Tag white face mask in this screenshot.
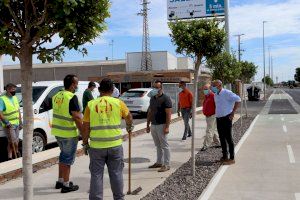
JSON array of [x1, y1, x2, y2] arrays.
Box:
[[179, 88, 183, 92]]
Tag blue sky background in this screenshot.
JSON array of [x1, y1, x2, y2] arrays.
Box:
[[3, 0, 300, 82]]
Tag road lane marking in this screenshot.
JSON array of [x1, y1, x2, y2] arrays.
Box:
[[269, 117, 273, 120], [199, 115, 260, 200], [281, 117, 285, 122], [283, 125, 288, 133], [287, 145, 296, 164], [295, 193, 300, 200]]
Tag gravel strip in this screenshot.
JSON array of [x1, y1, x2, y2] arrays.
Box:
[[141, 115, 256, 200]]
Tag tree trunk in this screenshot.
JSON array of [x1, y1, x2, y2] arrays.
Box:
[[19, 45, 34, 200], [191, 56, 201, 177]]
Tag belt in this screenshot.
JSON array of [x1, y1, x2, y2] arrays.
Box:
[[181, 107, 191, 109]]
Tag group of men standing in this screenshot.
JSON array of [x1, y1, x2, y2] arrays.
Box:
[[178, 80, 241, 165]]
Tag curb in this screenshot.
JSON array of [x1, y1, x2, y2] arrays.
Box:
[[0, 108, 203, 184]]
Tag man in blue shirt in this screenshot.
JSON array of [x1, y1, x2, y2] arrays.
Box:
[[211, 80, 241, 165]]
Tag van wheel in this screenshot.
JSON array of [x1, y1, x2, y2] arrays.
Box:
[[32, 131, 46, 153]]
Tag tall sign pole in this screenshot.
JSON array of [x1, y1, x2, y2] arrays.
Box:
[[0, 55, 4, 93], [263, 21, 267, 100], [225, 0, 230, 52]]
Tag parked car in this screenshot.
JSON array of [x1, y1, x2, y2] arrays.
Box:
[[16, 81, 99, 153], [120, 88, 153, 115]]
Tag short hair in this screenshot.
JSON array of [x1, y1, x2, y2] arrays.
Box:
[[88, 82, 96, 88], [64, 74, 77, 89], [5, 83, 17, 90], [179, 81, 186, 86], [99, 78, 114, 93], [213, 80, 223, 86]]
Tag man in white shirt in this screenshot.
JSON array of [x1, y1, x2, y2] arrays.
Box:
[[211, 80, 241, 165]]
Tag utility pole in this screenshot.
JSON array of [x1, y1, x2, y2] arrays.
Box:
[[271, 56, 274, 81], [138, 0, 152, 71], [268, 46, 271, 77], [263, 21, 267, 100], [224, 0, 230, 52], [109, 39, 114, 62], [234, 34, 245, 61]]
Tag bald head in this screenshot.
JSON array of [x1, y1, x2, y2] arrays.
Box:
[[212, 80, 222, 87]]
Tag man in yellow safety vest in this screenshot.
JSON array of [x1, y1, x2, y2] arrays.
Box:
[[0, 83, 22, 160], [51, 74, 83, 193], [82, 78, 133, 200]]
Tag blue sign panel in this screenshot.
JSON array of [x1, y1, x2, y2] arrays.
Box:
[[206, 0, 225, 16]]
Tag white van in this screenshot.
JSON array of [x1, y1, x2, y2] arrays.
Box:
[[16, 81, 99, 153]]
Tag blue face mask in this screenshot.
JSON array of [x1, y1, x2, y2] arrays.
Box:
[[203, 89, 209, 95], [150, 89, 159, 97], [211, 87, 219, 94], [178, 87, 183, 93]]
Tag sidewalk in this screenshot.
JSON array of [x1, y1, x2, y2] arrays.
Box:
[[0, 114, 213, 200], [199, 90, 300, 200]]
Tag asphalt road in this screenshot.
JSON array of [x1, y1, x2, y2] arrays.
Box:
[[284, 88, 300, 106]]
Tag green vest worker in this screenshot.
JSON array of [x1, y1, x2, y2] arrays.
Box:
[[52, 74, 83, 194], [0, 83, 22, 160], [82, 78, 133, 200]]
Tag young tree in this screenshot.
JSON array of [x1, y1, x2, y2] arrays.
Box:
[[207, 52, 241, 84], [240, 61, 258, 84], [0, 1, 110, 199], [262, 76, 274, 86], [294, 67, 300, 82], [169, 19, 226, 176]]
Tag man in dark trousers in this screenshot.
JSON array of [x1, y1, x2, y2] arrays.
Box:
[[178, 81, 193, 141], [211, 80, 241, 165], [0, 126, 8, 162]]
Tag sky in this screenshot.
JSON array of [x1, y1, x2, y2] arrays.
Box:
[[2, 0, 300, 82]]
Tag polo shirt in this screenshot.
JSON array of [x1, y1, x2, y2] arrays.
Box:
[[179, 89, 193, 109]]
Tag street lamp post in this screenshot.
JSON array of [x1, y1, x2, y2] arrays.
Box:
[[0, 55, 4, 93], [224, 0, 230, 52], [263, 21, 267, 100]]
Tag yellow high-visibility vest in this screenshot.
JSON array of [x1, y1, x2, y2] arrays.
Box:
[[88, 96, 122, 149], [0, 95, 20, 127], [51, 91, 78, 138]]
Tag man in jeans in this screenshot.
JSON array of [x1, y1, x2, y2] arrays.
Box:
[[177, 81, 193, 140], [211, 80, 241, 165], [51, 74, 83, 193], [147, 80, 172, 172], [82, 78, 133, 200], [201, 84, 220, 151]]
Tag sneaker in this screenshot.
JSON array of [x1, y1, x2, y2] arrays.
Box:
[[182, 137, 187, 141], [158, 165, 170, 172], [223, 159, 235, 165], [148, 163, 163, 169], [61, 182, 79, 193], [201, 147, 207, 151], [187, 134, 192, 137], [55, 181, 64, 189]]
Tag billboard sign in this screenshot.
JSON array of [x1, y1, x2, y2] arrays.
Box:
[[167, 0, 225, 20]]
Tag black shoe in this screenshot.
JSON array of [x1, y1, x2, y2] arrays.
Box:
[[201, 147, 207, 151], [148, 163, 163, 168], [61, 182, 79, 193], [187, 134, 192, 137], [55, 181, 63, 189], [214, 145, 222, 148], [182, 137, 187, 140]]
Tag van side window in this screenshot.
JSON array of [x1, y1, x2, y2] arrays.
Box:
[[40, 86, 64, 113]]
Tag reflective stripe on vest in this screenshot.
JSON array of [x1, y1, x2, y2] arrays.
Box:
[[89, 96, 123, 149], [51, 91, 78, 138], [0, 95, 20, 127]]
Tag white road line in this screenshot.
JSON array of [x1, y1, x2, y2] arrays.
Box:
[[287, 145, 296, 164], [283, 125, 288, 133], [198, 115, 260, 200], [281, 117, 285, 122], [269, 117, 273, 120], [295, 193, 300, 200]]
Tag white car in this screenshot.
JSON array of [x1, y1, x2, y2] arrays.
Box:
[[16, 81, 99, 153], [120, 88, 153, 115]]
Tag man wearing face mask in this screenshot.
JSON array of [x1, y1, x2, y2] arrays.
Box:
[[177, 81, 193, 140], [201, 84, 220, 151], [51, 74, 83, 193], [0, 83, 22, 160], [147, 80, 172, 172], [211, 80, 241, 165]]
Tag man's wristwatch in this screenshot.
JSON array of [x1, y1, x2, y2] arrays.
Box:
[[126, 124, 134, 132]]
